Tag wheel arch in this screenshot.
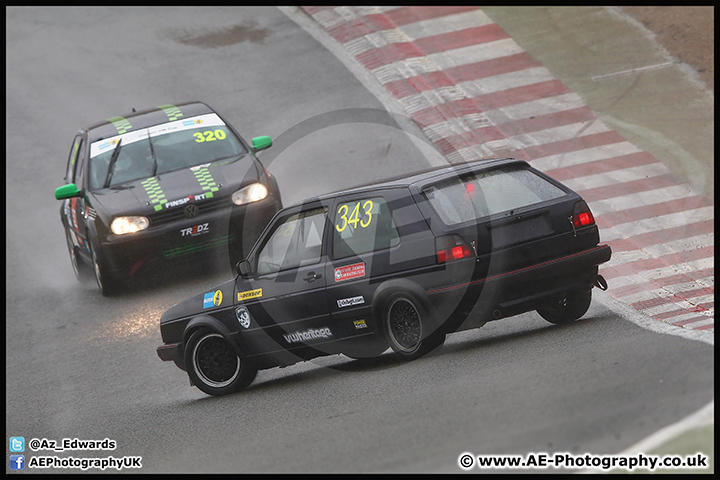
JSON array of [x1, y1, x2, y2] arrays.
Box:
[[184, 315, 243, 358], [371, 278, 431, 320]]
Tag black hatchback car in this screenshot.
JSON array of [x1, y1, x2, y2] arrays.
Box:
[[55, 101, 282, 295], [157, 158, 611, 396]]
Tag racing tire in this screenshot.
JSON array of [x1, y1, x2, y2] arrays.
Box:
[[65, 230, 92, 282], [383, 293, 445, 361], [537, 288, 592, 325], [185, 328, 257, 396], [90, 241, 121, 296]]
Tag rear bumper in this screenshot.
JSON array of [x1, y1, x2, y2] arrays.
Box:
[[427, 244, 611, 295], [427, 244, 612, 325]]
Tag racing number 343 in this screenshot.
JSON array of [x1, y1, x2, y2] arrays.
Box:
[[336, 200, 373, 233]]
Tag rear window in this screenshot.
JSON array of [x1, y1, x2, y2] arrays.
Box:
[[423, 165, 566, 225]]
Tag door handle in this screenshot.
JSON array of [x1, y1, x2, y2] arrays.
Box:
[[304, 272, 322, 282]]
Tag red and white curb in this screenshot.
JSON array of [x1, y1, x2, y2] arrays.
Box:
[[299, 6, 714, 332]]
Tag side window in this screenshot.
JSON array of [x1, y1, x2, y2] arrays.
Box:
[[256, 207, 327, 275], [332, 196, 399, 259], [64, 136, 83, 183]]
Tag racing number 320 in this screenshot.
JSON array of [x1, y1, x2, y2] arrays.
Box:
[[336, 200, 373, 233], [193, 130, 227, 143]]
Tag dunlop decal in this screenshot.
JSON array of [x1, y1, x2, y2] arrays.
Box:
[[238, 288, 262, 302]]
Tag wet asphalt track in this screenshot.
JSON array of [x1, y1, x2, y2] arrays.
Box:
[[5, 7, 713, 473]]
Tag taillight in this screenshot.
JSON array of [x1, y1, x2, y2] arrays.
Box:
[[571, 200, 595, 232], [436, 235, 473, 263]]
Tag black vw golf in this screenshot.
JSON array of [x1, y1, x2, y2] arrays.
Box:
[[55, 101, 282, 295], [157, 158, 611, 396]]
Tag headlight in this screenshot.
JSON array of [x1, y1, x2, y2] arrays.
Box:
[[232, 183, 268, 206], [111, 216, 149, 235]]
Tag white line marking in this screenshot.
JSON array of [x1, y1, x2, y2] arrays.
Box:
[[591, 61, 676, 81]]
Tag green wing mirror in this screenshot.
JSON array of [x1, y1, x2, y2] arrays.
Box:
[[251, 136, 272, 152], [55, 183, 81, 200]]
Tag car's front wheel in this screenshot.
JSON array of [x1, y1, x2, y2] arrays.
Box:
[[184, 328, 257, 396], [90, 241, 120, 296], [384, 294, 444, 361], [537, 288, 592, 324], [65, 230, 91, 281]]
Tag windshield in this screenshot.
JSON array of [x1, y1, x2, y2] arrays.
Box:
[[87, 113, 247, 190]]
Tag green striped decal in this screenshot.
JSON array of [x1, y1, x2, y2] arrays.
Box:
[[141, 177, 167, 211], [158, 104, 183, 122], [107, 116, 132, 134], [191, 166, 219, 198], [163, 235, 235, 259]]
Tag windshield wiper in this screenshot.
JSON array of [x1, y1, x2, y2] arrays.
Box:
[[103, 137, 123, 188], [147, 129, 158, 177]]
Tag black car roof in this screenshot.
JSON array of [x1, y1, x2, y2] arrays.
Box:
[[84, 101, 216, 143], [285, 157, 526, 209], [317, 157, 523, 200]]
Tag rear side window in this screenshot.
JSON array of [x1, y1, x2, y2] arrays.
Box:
[[333, 196, 400, 259], [423, 165, 566, 225]]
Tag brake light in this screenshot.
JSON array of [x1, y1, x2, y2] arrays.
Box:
[[573, 211, 594, 227], [436, 235, 473, 263], [571, 201, 595, 228]]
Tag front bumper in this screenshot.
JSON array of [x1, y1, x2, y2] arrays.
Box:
[[157, 342, 182, 362], [98, 195, 281, 277]]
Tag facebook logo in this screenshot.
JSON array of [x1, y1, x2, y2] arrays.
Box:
[[10, 436, 25, 452], [9, 455, 25, 470]]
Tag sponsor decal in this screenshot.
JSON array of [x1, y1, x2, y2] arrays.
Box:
[[181, 223, 209, 237], [183, 118, 205, 127], [353, 319, 368, 330], [190, 163, 211, 171], [203, 289, 223, 309], [90, 113, 226, 159], [164, 192, 211, 210], [334, 262, 365, 282], [337, 296, 364, 308], [282, 327, 333, 344], [235, 306, 251, 329], [238, 288, 262, 302]]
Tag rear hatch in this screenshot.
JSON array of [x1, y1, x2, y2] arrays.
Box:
[[412, 160, 600, 280]]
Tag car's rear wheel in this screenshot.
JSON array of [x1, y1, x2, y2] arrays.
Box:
[[537, 288, 592, 324], [384, 294, 444, 361], [185, 328, 257, 396]]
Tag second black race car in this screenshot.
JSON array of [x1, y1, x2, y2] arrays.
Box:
[[157, 158, 611, 396], [55, 101, 282, 295]]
